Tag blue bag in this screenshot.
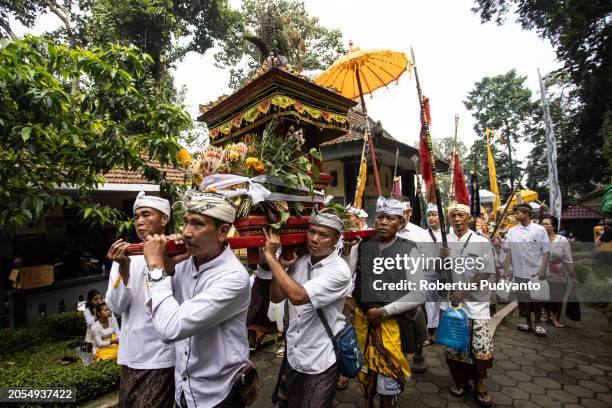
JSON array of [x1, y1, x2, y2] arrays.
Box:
[[436, 302, 470, 352], [316, 309, 363, 378]]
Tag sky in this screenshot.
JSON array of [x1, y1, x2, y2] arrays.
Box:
[[11, 0, 560, 163], [178, 0, 560, 163]]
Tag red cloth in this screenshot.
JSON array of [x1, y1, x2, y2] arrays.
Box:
[[419, 98, 433, 200], [453, 154, 470, 205]]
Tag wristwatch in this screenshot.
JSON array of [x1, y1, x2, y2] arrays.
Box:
[[380, 307, 389, 320], [147, 267, 167, 282]]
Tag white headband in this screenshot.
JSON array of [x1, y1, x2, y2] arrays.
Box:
[[376, 196, 404, 217], [427, 203, 438, 214], [309, 212, 344, 234], [133, 192, 171, 217]]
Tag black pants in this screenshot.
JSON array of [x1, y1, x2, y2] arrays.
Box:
[[179, 387, 243, 408]]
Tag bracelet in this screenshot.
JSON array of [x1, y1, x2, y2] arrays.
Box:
[[380, 307, 388, 320]]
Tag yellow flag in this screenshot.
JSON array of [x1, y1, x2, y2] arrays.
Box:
[[356, 161, 367, 209], [486, 128, 502, 216]]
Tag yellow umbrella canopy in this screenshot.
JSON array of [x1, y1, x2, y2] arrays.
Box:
[[314, 42, 411, 99], [507, 189, 539, 208]]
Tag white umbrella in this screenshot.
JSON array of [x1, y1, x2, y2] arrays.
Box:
[[479, 189, 496, 203]]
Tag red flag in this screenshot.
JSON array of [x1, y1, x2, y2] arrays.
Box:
[[419, 97, 433, 201], [453, 153, 470, 205]]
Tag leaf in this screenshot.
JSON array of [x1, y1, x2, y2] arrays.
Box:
[[310, 148, 322, 160], [269, 210, 290, 230], [21, 127, 32, 142]]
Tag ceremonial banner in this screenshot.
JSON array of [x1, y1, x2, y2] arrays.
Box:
[[486, 128, 502, 216], [419, 98, 433, 201], [453, 154, 470, 205], [355, 161, 367, 208], [470, 172, 481, 217], [538, 69, 562, 227]]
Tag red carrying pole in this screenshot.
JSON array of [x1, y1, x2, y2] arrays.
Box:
[[355, 67, 382, 197]]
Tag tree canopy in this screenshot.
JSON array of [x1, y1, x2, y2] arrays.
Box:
[[463, 69, 537, 196], [471, 0, 611, 196], [214, 0, 345, 89], [0, 37, 191, 228]]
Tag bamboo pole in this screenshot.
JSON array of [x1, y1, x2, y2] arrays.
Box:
[[355, 67, 383, 197], [411, 47, 447, 247]]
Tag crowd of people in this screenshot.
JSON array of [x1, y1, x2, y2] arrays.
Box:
[[76, 190, 581, 408]]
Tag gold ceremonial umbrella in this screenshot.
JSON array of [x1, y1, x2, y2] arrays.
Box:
[[315, 42, 411, 202]]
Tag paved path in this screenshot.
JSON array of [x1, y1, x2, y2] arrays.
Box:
[[251, 304, 612, 408]]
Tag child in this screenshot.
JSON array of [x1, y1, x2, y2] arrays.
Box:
[[84, 289, 103, 343], [91, 302, 120, 361]]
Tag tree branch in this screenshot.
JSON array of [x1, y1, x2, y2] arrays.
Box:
[[0, 20, 19, 40], [44, 0, 71, 32]]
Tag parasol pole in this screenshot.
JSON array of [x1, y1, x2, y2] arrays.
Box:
[[353, 123, 369, 208], [491, 168, 528, 237], [355, 67, 383, 197], [449, 114, 459, 201], [390, 147, 400, 195], [411, 47, 447, 247]]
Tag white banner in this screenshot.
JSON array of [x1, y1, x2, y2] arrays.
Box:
[[538, 69, 562, 227]]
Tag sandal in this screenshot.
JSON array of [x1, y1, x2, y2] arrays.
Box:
[[275, 346, 285, 358], [337, 376, 349, 390], [552, 321, 565, 328], [474, 390, 493, 407], [535, 325, 547, 337], [517, 323, 532, 332], [449, 384, 471, 397]]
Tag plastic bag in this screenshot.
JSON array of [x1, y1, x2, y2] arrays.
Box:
[[496, 278, 512, 301], [529, 277, 550, 301], [267, 300, 285, 332], [436, 302, 470, 352]]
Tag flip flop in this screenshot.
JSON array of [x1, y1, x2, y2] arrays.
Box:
[[337, 376, 349, 390], [535, 325, 547, 337], [449, 384, 471, 397], [517, 323, 532, 332], [552, 321, 565, 328], [474, 390, 493, 407]]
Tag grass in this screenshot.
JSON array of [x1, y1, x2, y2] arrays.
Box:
[[0, 340, 121, 407]]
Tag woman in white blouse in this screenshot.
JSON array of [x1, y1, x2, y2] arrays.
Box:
[[542, 216, 577, 328], [83, 289, 103, 343], [91, 302, 120, 360]]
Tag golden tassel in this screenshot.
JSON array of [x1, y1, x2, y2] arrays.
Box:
[[356, 161, 367, 209]]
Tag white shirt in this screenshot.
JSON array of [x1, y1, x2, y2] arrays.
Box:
[[428, 227, 443, 243], [341, 243, 359, 294], [447, 229, 496, 320], [105, 256, 176, 369], [380, 238, 426, 316], [546, 235, 573, 283], [83, 308, 95, 343], [148, 246, 251, 408], [91, 318, 120, 354], [398, 222, 430, 243], [286, 250, 351, 374], [503, 222, 551, 279], [399, 221, 438, 280]]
